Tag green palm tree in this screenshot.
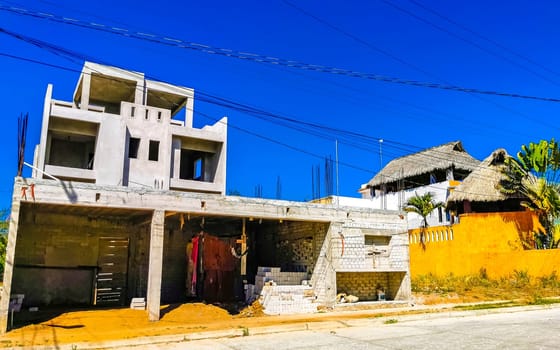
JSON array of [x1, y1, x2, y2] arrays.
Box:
[[501, 139, 560, 248], [403, 192, 445, 246], [518, 175, 560, 248]]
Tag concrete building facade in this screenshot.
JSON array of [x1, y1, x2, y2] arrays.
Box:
[[34, 61, 227, 194], [1, 62, 411, 333]]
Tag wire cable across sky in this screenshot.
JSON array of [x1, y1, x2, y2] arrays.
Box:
[[2, 3, 560, 103]]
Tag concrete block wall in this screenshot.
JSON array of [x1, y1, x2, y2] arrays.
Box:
[[254, 267, 308, 296], [386, 232, 409, 271], [274, 221, 329, 273], [12, 210, 139, 306], [15, 211, 130, 268], [336, 271, 407, 301], [330, 228, 367, 271], [310, 222, 338, 306], [260, 284, 318, 315], [160, 226, 191, 303], [127, 224, 150, 300], [331, 229, 410, 272], [310, 220, 411, 305]]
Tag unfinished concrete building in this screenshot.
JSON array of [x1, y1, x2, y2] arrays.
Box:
[[1, 62, 411, 333]]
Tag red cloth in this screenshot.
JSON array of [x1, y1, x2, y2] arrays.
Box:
[[191, 236, 199, 293], [202, 234, 236, 272]]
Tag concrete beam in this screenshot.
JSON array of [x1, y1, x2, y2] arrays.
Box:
[[12, 178, 407, 231], [146, 210, 164, 321]]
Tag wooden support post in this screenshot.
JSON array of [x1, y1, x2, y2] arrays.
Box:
[[236, 218, 247, 276]]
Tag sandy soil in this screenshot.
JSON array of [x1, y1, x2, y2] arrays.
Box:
[[1, 303, 249, 348], [1, 300, 415, 348]]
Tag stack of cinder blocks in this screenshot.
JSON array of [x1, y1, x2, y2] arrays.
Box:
[[130, 297, 146, 310], [254, 266, 317, 315]]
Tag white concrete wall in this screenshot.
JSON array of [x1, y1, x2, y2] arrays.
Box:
[[34, 69, 227, 194], [121, 102, 172, 189], [326, 182, 452, 229], [95, 114, 126, 186]]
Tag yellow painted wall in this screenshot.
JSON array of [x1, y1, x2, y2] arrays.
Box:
[[409, 211, 560, 278]]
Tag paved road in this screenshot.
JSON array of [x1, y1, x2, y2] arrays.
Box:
[[135, 307, 560, 349]]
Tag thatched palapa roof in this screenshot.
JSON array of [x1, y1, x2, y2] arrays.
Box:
[[447, 148, 521, 203], [366, 141, 480, 187]]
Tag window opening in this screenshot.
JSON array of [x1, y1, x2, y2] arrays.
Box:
[[194, 158, 203, 180], [145, 109, 150, 120], [131, 106, 135, 117], [149, 140, 159, 161], [128, 137, 140, 159]]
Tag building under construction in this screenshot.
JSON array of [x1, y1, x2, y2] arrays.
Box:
[[1, 62, 411, 333]]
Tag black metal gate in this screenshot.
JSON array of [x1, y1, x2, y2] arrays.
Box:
[[94, 237, 129, 306]]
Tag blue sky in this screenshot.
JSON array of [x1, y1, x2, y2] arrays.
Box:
[[1, 0, 560, 209]]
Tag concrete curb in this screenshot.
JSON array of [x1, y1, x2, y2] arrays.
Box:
[[11, 303, 560, 350]]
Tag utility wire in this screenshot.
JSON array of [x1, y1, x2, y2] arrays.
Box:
[[406, 0, 560, 79], [0, 23, 526, 181], [0, 24, 529, 194], [380, 0, 560, 87], [281, 0, 559, 133], [0, 48, 509, 199], [281, 0, 439, 80], [2, 4, 560, 103]]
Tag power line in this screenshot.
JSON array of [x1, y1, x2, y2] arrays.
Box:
[[380, 0, 560, 87], [281, 0, 439, 81], [0, 28, 528, 198], [281, 0, 560, 133], [0, 39, 518, 189], [406, 0, 560, 79], [2, 4, 560, 103], [0, 48, 504, 197]]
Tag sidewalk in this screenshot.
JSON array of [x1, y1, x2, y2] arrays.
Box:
[[4, 300, 560, 350]]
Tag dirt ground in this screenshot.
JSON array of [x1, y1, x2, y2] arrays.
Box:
[[1, 288, 556, 348], [1, 299, 413, 348]]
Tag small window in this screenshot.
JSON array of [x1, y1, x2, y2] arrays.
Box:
[[149, 140, 159, 161], [130, 106, 136, 117], [157, 111, 162, 121], [438, 207, 443, 223], [429, 173, 437, 184], [194, 157, 203, 180], [145, 109, 150, 120], [128, 137, 140, 159]]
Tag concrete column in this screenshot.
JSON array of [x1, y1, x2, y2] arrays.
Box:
[[136, 79, 146, 105], [0, 187, 22, 333], [172, 139, 182, 179], [146, 210, 165, 321], [185, 97, 194, 128], [36, 84, 53, 175], [80, 72, 91, 110]]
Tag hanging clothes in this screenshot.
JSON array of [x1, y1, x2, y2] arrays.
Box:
[[190, 235, 200, 297], [200, 232, 238, 302], [203, 234, 236, 272], [186, 240, 194, 297]]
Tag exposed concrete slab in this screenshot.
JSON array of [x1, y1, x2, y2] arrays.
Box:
[[11, 178, 405, 227]]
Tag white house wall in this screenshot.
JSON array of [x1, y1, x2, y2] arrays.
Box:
[[355, 182, 452, 229]]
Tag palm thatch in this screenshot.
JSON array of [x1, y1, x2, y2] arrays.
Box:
[[447, 148, 524, 204], [366, 141, 479, 187]]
